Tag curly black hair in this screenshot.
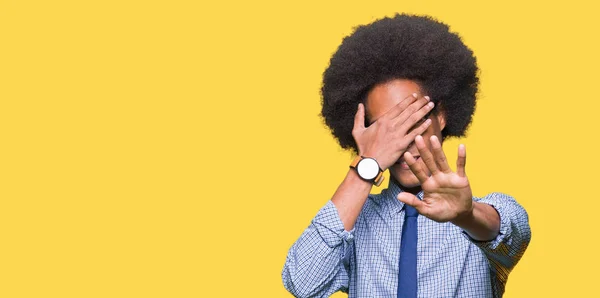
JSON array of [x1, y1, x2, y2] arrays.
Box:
[[321, 14, 479, 154]]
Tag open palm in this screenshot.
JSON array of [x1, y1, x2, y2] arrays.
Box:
[[397, 135, 473, 223]]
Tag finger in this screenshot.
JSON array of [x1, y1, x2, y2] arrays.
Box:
[[353, 103, 365, 130], [457, 144, 467, 177], [415, 135, 440, 175], [430, 135, 451, 173], [403, 151, 429, 183], [404, 118, 432, 141], [392, 95, 431, 126], [397, 192, 425, 213], [380, 93, 421, 121], [396, 100, 434, 133]]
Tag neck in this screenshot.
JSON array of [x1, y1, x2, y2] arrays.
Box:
[[390, 175, 422, 195], [402, 185, 422, 195]]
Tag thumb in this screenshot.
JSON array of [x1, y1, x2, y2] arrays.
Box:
[[397, 192, 425, 212], [353, 103, 365, 130]]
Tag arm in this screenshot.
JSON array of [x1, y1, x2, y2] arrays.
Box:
[[281, 198, 356, 297], [461, 193, 531, 277], [282, 170, 371, 297], [398, 135, 531, 275], [283, 94, 433, 296], [331, 169, 373, 231], [451, 201, 500, 242]]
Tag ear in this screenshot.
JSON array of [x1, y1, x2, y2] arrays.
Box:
[[436, 110, 447, 130]]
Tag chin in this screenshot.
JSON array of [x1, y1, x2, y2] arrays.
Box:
[[390, 165, 421, 189]]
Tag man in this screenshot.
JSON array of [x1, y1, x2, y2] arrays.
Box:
[[282, 14, 531, 298]]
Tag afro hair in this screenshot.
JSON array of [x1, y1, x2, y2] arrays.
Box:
[[321, 14, 479, 154]]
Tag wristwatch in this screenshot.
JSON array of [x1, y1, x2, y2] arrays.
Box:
[[349, 156, 384, 186]]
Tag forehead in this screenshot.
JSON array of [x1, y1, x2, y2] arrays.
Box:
[[365, 79, 422, 122]]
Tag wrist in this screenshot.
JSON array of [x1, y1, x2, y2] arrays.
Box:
[[452, 201, 501, 242], [349, 155, 385, 186], [360, 152, 389, 170], [346, 168, 375, 188], [450, 203, 475, 228]]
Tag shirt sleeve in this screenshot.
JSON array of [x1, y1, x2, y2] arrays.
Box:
[[282, 200, 355, 298], [462, 192, 532, 284]]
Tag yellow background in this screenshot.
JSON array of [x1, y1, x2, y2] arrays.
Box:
[[1, 0, 599, 297]]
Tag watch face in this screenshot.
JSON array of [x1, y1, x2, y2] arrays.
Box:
[[357, 158, 379, 180]]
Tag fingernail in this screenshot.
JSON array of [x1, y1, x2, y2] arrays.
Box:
[[428, 102, 434, 108], [413, 93, 418, 98], [424, 96, 430, 101]]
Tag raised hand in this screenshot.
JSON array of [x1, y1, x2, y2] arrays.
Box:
[[397, 135, 473, 223], [352, 93, 435, 171]]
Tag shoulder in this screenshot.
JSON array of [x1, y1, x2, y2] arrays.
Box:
[[356, 192, 388, 221], [364, 192, 384, 211]]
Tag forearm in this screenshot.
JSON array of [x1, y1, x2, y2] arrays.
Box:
[[282, 200, 354, 297], [452, 201, 500, 242], [331, 168, 373, 231], [456, 193, 531, 278]]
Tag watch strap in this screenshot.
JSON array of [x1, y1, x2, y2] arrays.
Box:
[[350, 155, 362, 168]]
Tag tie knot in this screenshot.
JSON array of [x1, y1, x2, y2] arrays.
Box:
[[404, 205, 418, 217]]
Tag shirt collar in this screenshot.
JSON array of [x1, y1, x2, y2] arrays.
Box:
[[380, 176, 424, 218]]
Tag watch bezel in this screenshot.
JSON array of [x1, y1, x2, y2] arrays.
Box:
[[356, 157, 380, 180]]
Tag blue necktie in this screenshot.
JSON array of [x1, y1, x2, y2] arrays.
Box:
[[397, 205, 418, 298]]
